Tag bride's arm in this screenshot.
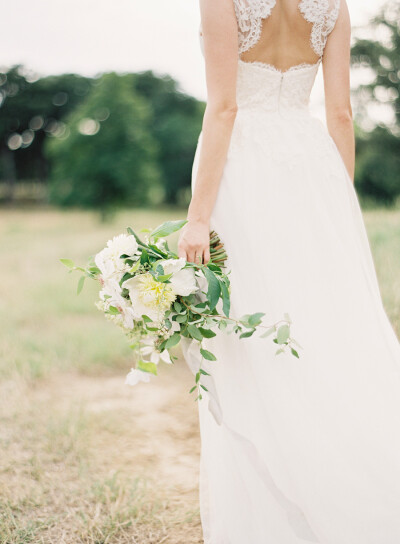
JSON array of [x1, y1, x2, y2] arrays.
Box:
[[322, 0, 355, 182], [178, 0, 238, 264]]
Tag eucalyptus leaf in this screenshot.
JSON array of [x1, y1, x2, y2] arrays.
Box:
[[277, 324, 290, 344], [174, 301, 182, 313], [187, 324, 203, 341], [220, 280, 231, 317], [165, 333, 181, 349], [240, 328, 256, 339], [138, 360, 158, 376], [200, 348, 217, 361], [198, 327, 217, 338], [260, 327, 275, 339], [175, 314, 187, 323], [140, 249, 149, 264], [248, 312, 265, 327], [204, 267, 221, 311], [77, 276, 85, 295], [150, 220, 187, 241], [60, 258, 75, 269]]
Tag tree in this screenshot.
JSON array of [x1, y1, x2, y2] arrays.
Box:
[[351, 1, 400, 204], [0, 66, 92, 201], [132, 72, 205, 204], [46, 73, 161, 217]]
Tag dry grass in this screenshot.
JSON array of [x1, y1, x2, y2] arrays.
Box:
[[0, 205, 399, 544]]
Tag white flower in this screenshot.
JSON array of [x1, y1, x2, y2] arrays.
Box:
[[140, 345, 172, 364], [123, 273, 175, 323], [95, 234, 138, 281], [125, 368, 151, 386], [106, 234, 138, 258], [160, 258, 199, 296]]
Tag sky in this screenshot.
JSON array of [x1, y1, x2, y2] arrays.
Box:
[[3, 0, 386, 101]]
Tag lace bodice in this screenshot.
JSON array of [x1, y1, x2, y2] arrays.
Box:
[[236, 59, 320, 113], [234, 0, 341, 56]]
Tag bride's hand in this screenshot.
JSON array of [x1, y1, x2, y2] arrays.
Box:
[[178, 220, 210, 265]]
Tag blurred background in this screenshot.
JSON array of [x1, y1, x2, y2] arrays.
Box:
[[0, 1, 399, 543]]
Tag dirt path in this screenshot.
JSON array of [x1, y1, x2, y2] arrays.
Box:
[[0, 360, 203, 543]]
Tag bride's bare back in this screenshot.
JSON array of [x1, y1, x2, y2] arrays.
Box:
[[237, 0, 340, 70]]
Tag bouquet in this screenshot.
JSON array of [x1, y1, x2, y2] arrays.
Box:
[[61, 220, 300, 399]]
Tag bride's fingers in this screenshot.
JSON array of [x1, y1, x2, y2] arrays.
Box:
[[203, 246, 210, 264], [197, 253, 203, 266], [186, 249, 195, 264], [178, 247, 186, 260]]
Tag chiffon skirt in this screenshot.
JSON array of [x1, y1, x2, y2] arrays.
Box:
[[181, 108, 400, 544]]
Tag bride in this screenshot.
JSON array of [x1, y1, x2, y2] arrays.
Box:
[[178, 0, 400, 543]]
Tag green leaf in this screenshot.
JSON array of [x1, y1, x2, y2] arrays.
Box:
[[60, 258, 75, 269], [77, 276, 85, 295], [207, 263, 222, 273], [189, 386, 197, 394], [140, 249, 150, 264], [195, 372, 200, 384], [138, 360, 158, 376], [175, 314, 187, 323], [239, 328, 256, 339], [129, 260, 141, 274], [187, 324, 203, 341], [200, 384, 209, 392], [199, 368, 210, 376], [248, 312, 265, 327], [204, 267, 221, 311], [277, 324, 290, 345], [150, 220, 188, 241], [141, 315, 153, 323], [165, 333, 181, 349], [260, 327, 275, 339], [291, 348, 300, 359], [198, 327, 216, 338], [174, 301, 182, 313], [87, 266, 101, 275], [108, 306, 120, 315], [155, 273, 172, 283], [218, 320, 227, 331], [200, 348, 217, 361], [126, 227, 147, 248], [220, 280, 231, 317]]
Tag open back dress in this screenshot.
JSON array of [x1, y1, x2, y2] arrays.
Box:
[[181, 1, 400, 542]]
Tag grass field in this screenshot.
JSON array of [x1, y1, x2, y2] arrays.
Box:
[[1, 206, 400, 544]]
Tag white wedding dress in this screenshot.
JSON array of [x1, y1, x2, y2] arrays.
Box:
[[181, 1, 400, 543]]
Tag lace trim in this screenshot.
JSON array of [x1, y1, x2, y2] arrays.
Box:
[[233, 0, 341, 57], [299, 0, 341, 57], [238, 58, 321, 74], [233, 0, 276, 54]]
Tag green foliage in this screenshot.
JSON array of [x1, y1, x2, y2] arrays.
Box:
[[0, 66, 92, 200], [355, 128, 400, 204], [351, 1, 400, 204], [0, 66, 205, 209], [131, 72, 205, 204], [46, 73, 161, 214]]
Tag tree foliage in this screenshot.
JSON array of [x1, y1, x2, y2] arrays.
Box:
[[131, 72, 205, 204], [0, 66, 92, 198], [351, 1, 400, 204], [46, 73, 161, 215]]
